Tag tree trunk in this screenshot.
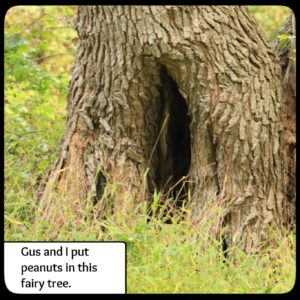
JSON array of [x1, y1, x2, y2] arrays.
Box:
[[39, 6, 291, 252], [275, 14, 296, 224]]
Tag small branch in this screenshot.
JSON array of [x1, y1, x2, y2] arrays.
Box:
[[33, 53, 73, 62], [20, 11, 75, 34], [42, 26, 75, 30], [5, 128, 47, 138], [20, 13, 47, 34]]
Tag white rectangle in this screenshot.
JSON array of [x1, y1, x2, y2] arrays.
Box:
[[5, 242, 126, 294]]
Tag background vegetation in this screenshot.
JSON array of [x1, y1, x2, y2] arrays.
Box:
[[4, 6, 295, 293]]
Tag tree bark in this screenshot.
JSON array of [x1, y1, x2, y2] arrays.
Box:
[[275, 14, 296, 224], [39, 6, 291, 252]]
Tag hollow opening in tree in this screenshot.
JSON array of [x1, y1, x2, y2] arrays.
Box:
[[153, 66, 191, 208]]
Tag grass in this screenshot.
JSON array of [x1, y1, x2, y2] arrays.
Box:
[[4, 169, 296, 294]]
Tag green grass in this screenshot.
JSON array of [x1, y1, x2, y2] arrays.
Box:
[[4, 173, 296, 293]]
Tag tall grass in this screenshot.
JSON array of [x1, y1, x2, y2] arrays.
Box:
[[4, 174, 296, 293]]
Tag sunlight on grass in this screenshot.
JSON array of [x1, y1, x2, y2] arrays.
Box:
[[4, 179, 296, 294]]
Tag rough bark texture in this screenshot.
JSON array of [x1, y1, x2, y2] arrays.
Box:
[[40, 6, 291, 252], [275, 14, 296, 223]]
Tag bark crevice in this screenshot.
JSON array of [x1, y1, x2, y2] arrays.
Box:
[[93, 171, 107, 205], [153, 66, 191, 206]]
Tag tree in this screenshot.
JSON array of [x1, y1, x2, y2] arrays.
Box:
[[39, 6, 293, 252], [275, 13, 296, 224]]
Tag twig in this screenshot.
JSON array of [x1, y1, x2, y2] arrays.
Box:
[[33, 53, 73, 62], [146, 113, 169, 170]]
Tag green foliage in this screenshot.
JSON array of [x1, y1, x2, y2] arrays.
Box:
[[248, 6, 293, 42], [5, 6, 77, 228], [4, 6, 295, 294], [277, 33, 296, 50], [5, 182, 296, 294]]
